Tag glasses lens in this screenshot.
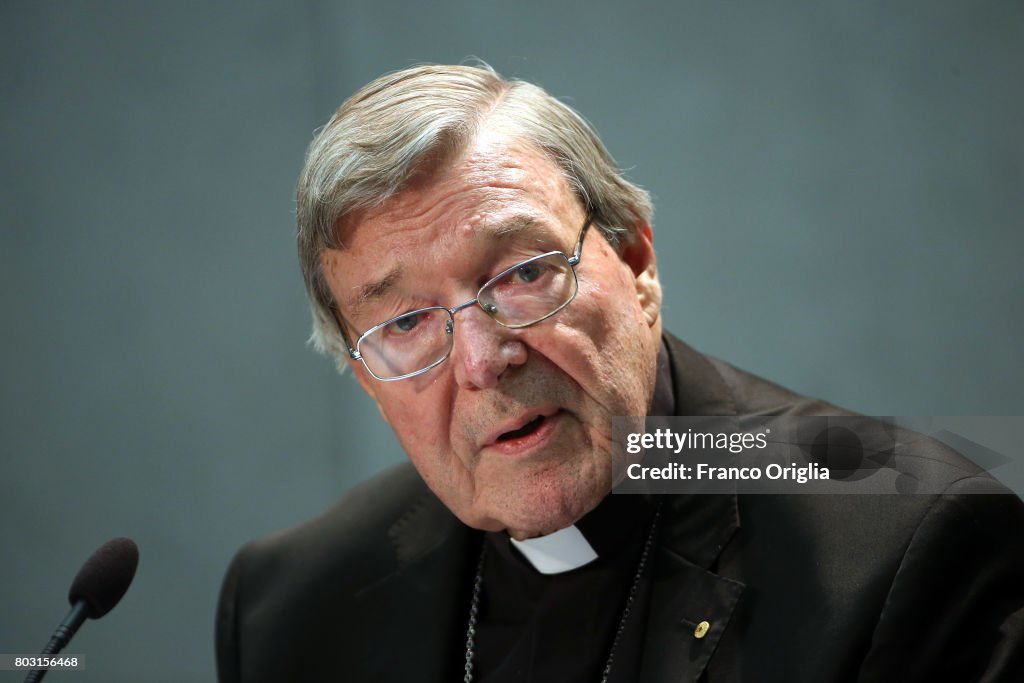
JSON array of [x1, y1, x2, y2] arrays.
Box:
[[357, 307, 453, 379], [478, 253, 578, 328]]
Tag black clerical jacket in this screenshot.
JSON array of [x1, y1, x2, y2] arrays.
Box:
[[216, 334, 1024, 682]]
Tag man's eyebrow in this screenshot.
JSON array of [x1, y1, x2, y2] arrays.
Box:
[[347, 265, 402, 323], [487, 216, 545, 241]]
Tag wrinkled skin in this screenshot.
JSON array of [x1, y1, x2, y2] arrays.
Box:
[[322, 127, 662, 539]]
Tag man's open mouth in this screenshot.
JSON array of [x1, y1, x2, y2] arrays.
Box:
[[497, 415, 547, 442]]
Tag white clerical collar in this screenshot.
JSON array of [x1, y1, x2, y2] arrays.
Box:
[[509, 524, 599, 575]]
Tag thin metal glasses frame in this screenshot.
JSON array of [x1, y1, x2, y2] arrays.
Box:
[[337, 217, 592, 382]]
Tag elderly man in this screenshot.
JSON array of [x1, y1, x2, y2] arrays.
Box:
[[216, 64, 1024, 682]]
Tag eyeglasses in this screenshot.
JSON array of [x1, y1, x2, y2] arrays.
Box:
[[336, 217, 592, 381]]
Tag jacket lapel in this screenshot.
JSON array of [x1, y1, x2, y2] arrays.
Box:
[[638, 494, 744, 683], [349, 490, 476, 682], [636, 336, 747, 683]]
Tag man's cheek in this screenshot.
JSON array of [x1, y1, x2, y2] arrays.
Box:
[[404, 417, 450, 455]]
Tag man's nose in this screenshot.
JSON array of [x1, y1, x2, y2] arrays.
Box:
[[451, 306, 527, 390]]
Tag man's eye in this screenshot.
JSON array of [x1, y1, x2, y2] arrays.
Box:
[[389, 313, 421, 334], [515, 262, 544, 283]]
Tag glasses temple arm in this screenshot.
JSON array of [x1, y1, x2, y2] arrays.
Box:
[[568, 214, 593, 266], [330, 307, 362, 360]]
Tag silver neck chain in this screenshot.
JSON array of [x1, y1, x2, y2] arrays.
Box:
[[463, 501, 663, 683]]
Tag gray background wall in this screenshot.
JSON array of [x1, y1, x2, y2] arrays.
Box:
[[1, 1, 1021, 680]]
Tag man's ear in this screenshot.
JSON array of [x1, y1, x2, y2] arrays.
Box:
[[619, 218, 662, 327]]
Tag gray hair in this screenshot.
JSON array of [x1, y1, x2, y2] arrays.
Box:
[[296, 63, 653, 366]]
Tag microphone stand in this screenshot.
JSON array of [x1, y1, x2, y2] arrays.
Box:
[[23, 601, 89, 683]]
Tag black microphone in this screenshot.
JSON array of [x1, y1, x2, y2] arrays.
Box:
[[24, 537, 139, 683]]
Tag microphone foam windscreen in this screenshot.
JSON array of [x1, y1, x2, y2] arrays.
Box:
[[67, 537, 139, 618]]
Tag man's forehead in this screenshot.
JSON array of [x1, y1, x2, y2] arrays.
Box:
[[324, 129, 585, 319]]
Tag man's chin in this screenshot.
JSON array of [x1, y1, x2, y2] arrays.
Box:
[[440, 445, 614, 537], [482, 483, 610, 540]]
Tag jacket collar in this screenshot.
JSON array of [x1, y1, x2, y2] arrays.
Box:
[[637, 333, 744, 683], [659, 332, 741, 568]]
